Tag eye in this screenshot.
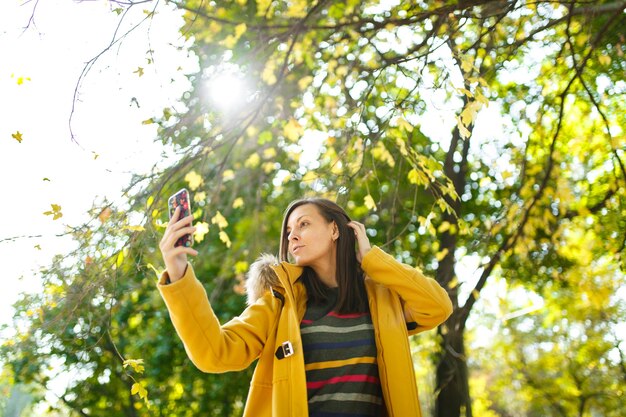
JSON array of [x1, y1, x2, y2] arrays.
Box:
[[300, 221, 309, 228]]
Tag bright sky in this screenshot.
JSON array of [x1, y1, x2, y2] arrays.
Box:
[[0, 1, 197, 335]]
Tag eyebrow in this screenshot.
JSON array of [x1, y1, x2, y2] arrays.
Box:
[[286, 214, 311, 229]]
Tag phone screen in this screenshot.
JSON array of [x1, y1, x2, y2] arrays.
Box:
[[167, 188, 193, 247]]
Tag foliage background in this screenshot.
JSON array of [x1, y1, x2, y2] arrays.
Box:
[[2, 1, 625, 416]]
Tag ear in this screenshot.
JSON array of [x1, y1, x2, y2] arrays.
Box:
[[331, 221, 339, 241]]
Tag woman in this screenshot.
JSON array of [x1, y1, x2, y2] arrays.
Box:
[[158, 197, 453, 417]]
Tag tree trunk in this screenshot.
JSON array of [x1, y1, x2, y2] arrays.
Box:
[[435, 312, 471, 417]]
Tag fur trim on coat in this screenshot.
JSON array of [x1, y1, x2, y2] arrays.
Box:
[[245, 253, 281, 305]]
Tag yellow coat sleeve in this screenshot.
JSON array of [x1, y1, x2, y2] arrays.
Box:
[[157, 263, 280, 373], [361, 246, 453, 333]]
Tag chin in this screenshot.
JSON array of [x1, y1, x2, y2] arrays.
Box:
[[292, 256, 309, 266]]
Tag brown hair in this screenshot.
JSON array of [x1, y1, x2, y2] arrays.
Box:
[[279, 198, 369, 313]]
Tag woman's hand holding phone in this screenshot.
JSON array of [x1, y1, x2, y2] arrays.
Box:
[[159, 197, 199, 282]]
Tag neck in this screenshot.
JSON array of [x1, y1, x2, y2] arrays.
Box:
[[311, 254, 337, 288]]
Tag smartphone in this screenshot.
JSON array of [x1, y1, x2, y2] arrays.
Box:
[[167, 188, 194, 247]]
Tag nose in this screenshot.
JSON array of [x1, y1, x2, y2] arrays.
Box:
[[288, 229, 300, 242]]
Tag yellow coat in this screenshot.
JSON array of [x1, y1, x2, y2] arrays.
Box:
[[158, 246, 453, 417]]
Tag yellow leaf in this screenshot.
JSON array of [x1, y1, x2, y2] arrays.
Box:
[[364, 195, 377, 211], [234, 22, 247, 37], [134, 67, 144, 77], [285, 0, 307, 17], [456, 116, 471, 139], [219, 231, 232, 248], [12, 131, 23, 142], [193, 191, 206, 203], [461, 101, 482, 126], [245, 153, 261, 168], [234, 261, 249, 274], [193, 222, 210, 243], [301, 170, 317, 183], [184, 170, 204, 191], [222, 169, 235, 181], [123, 359, 145, 374], [457, 87, 474, 98], [124, 225, 145, 232], [263, 147, 277, 159], [98, 207, 112, 223], [447, 275, 458, 288], [222, 23, 247, 48], [284, 118, 304, 142], [395, 117, 414, 132], [262, 162, 275, 173], [43, 204, 63, 220], [232, 197, 244, 209], [436, 248, 450, 262], [261, 59, 277, 85], [371, 141, 395, 167], [598, 54, 611, 66], [461, 58, 473, 73], [438, 221, 451, 233], [131, 382, 148, 401], [142, 118, 154, 125], [408, 168, 428, 186], [298, 76, 313, 90], [256, 0, 272, 15], [211, 211, 228, 229], [116, 248, 127, 268]]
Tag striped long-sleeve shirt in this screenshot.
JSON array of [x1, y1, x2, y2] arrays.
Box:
[[300, 288, 384, 417]]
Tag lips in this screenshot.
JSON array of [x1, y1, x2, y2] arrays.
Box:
[[292, 245, 304, 254]]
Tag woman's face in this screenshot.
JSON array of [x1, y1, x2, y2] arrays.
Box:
[[285, 204, 338, 267]]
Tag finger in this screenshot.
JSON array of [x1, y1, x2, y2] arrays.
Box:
[[170, 246, 198, 257], [166, 206, 181, 228], [166, 227, 196, 247], [170, 214, 195, 232], [161, 226, 195, 249]]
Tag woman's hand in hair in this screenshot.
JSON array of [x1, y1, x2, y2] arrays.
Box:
[[159, 206, 198, 282], [347, 221, 371, 263]]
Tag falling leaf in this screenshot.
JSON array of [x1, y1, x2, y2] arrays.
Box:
[[34, 244, 42, 250], [15, 76, 31, 85], [43, 204, 63, 220], [43, 178, 50, 182], [142, 118, 154, 125], [134, 67, 144, 77], [364, 195, 377, 211], [12, 131, 23, 143]]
